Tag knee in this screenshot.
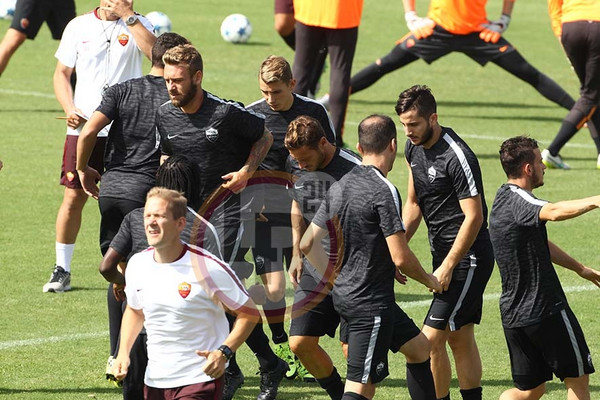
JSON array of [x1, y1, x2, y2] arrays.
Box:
[[289, 336, 314, 357], [265, 284, 285, 303], [499, 384, 545, 400], [401, 333, 431, 363], [62, 189, 88, 209]]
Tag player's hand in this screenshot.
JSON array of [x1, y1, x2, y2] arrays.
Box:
[[479, 14, 510, 43], [395, 268, 408, 285], [66, 108, 85, 129], [197, 349, 226, 379], [427, 273, 442, 293], [405, 11, 435, 39], [112, 356, 130, 381], [221, 168, 251, 194], [77, 166, 102, 200], [102, 0, 134, 19], [288, 255, 303, 288], [433, 264, 453, 292], [113, 283, 126, 301], [578, 266, 600, 289]]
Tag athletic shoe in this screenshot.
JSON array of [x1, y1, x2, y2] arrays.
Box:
[[316, 93, 330, 111], [296, 361, 316, 383], [42, 265, 71, 293], [273, 341, 297, 379], [105, 356, 123, 388], [596, 154, 600, 169], [257, 358, 289, 400], [222, 368, 244, 400], [542, 149, 571, 170]]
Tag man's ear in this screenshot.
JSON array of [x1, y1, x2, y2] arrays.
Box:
[[429, 112, 438, 126], [193, 70, 203, 85], [356, 142, 363, 156], [523, 162, 533, 177]]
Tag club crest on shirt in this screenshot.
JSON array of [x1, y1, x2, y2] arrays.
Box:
[[376, 361, 385, 376], [178, 282, 191, 299], [118, 33, 129, 46], [20, 18, 29, 30], [428, 166, 437, 183], [255, 255, 265, 269], [205, 127, 219, 142]]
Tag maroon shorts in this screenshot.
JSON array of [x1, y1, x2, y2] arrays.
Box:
[[274, 0, 293, 14], [144, 377, 224, 400], [60, 135, 106, 189]]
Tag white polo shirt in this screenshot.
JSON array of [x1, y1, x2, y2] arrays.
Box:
[[54, 9, 153, 137], [125, 244, 250, 388]]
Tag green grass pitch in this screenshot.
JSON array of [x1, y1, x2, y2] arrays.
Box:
[[1, 0, 599, 398]]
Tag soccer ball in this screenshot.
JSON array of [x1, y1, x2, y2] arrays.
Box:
[[220, 13, 252, 44], [0, 0, 16, 20], [145, 11, 172, 37]]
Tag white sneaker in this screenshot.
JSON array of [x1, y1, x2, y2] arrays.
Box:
[[597, 154, 600, 169], [42, 265, 71, 292], [542, 149, 571, 170]]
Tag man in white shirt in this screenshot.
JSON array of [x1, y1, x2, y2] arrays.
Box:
[[112, 187, 258, 398], [44, 0, 155, 293]]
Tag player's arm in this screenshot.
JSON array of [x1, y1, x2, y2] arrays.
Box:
[[386, 231, 441, 292], [113, 305, 145, 381], [539, 195, 600, 222], [222, 128, 273, 193], [102, 0, 156, 60], [197, 298, 258, 379], [402, 0, 435, 39], [299, 222, 330, 280], [289, 199, 307, 287], [76, 111, 112, 199], [402, 164, 423, 242], [547, 0, 564, 37], [479, 0, 514, 43], [53, 61, 85, 130], [548, 240, 600, 288], [99, 247, 126, 290], [436, 195, 484, 292]]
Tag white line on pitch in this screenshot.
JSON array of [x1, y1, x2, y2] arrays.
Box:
[[0, 88, 56, 99]]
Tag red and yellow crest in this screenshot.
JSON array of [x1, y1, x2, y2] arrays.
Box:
[[178, 282, 191, 299], [118, 33, 129, 46]]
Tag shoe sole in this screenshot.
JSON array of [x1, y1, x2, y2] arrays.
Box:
[[43, 284, 71, 293]]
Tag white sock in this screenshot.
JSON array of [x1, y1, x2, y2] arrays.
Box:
[[56, 242, 75, 273]]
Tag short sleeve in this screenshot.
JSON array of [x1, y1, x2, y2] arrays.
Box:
[[446, 146, 480, 200], [110, 211, 135, 258], [374, 183, 405, 237], [230, 104, 265, 143], [511, 188, 547, 228], [96, 83, 121, 121], [205, 262, 250, 311], [123, 255, 143, 309], [54, 19, 79, 68]]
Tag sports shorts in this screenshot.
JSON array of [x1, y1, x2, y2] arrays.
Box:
[[11, 0, 75, 40], [274, 0, 294, 14], [397, 25, 516, 66], [144, 377, 224, 400], [60, 135, 106, 189], [252, 213, 292, 275], [424, 240, 494, 331], [340, 303, 421, 353], [290, 269, 339, 338], [340, 310, 394, 384], [503, 307, 595, 391]]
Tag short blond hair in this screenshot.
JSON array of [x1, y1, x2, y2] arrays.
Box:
[[146, 187, 187, 220], [259, 55, 292, 85], [162, 44, 203, 75]]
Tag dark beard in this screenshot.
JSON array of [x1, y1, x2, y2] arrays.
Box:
[[171, 83, 197, 108]]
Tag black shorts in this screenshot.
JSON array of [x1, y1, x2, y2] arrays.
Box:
[[99, 196, 145, 255], [60, 135, 106, 189], [274, 0, 293, 14], [504, 307, 595, 390], [424, 241, 494, 331], [252, 213, 292, 275], [341, 311, 394, 384], [290, 270, 339, 338], [398, 25, 516, 66], [340, 303, 421, 353], [11, 0, 75, 40]]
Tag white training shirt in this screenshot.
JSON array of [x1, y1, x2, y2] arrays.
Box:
[[54, 9, 153, 137], [125, 244, 250, 388]]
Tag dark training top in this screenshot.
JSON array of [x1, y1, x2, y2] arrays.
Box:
[[405, 127, 489, 258], [489, 183, 568, 328], [313, 165, 405, 316], [97, 75, 169, 202]]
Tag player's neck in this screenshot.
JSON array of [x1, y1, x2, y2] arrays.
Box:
[[149, 67, 163, 77], [319, 143, 337, 169], [362, 155, 390, 177], [153, 241, 185, 264], [180, 89, 204, 114], [507, 178, 532, 192]]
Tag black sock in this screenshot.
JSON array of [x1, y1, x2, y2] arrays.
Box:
[[265, 296, 287, 343], [406, 359, 436, 400], [316, 367, 344, 400], [350, 62, 384, 95], [341, 392, 369, 400], [548, 120, 578, 155], [281, 30, 295, 50], [535, 73, 575, 110], [245, 323, 279, 371], [226, 353, 241, 375], [459, 387, 482, 400]]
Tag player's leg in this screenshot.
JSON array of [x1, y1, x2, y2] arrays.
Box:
[[448, 324, 483, 398], [325, 27, 358, 146], [274, 0, 295, 49], [293, 22, 324, 96], [350, 43, 419, 95], [565, 375, 590, 400], [546, 21, 600, 166], [422, 325, 452, 399], [499, 385, 545, 400], [0, 29, 27, 76]]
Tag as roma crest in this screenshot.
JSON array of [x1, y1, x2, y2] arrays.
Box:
[[118, 33, 129, 46], [205, 127, 219, 142], [178, 282, 191, 299]]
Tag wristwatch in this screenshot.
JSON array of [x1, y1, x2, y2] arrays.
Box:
[[125, 14, 138, 26], [217, 345, 234, 361]]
